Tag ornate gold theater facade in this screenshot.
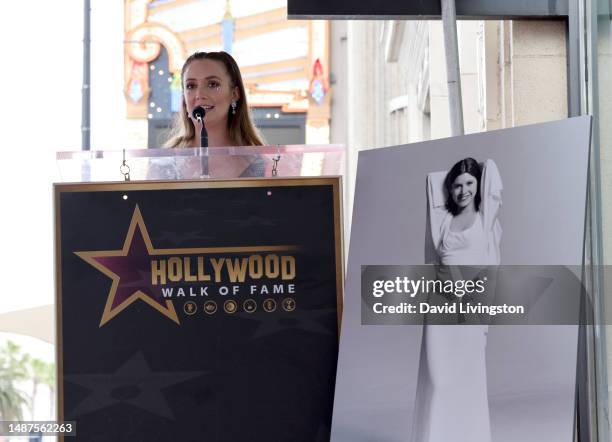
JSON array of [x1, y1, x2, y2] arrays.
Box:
[[124, 0, 331, 146]]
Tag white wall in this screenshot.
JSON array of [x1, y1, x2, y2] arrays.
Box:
[[0, 1, 83, 313]]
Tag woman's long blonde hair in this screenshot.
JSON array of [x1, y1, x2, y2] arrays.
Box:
[[165, 51, 264, 148]]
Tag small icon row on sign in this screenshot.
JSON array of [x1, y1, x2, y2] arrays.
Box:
[[183, 298, 296, 316]]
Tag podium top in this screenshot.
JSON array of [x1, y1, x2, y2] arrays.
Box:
[[56, 145, 345, 182]]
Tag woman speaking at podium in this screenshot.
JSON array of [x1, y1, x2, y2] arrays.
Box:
[[165, 51, 264, 148]]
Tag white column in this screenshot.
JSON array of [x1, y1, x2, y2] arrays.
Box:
[[344, 21, 380, 242], [429, 21, 452, 139]]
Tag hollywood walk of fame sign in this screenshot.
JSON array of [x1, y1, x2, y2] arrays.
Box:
[[55, 178, 343, 441]]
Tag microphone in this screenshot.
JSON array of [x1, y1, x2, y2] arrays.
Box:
[[191, 106, 208, 149], [192, 106, 206, 122], [191, 106, 208, 175]]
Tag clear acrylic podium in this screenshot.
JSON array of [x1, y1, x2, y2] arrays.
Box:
[[56, 145, 345, 181]]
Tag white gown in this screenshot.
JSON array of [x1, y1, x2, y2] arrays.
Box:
[[413, 160, 503, 442], [438, 212, 489, 266]]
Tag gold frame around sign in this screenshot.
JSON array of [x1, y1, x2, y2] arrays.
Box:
[[54, 176, 344, 430]]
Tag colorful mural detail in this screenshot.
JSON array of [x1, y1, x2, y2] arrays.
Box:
[[127, 61, 149, 104], [309, 58, 327, 105]]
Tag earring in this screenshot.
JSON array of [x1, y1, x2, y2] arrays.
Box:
[[231, 101, 237, 115]]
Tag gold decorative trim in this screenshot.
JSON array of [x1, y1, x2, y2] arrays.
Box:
[[126, 22, 186, 71]]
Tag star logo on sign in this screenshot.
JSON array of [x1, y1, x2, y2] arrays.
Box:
[[75, 205, 299, 327], [75, 205, 180, 327], [64, 352, 208, 419]]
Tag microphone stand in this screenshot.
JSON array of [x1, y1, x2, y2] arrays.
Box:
[[197, 116, 209, 177]]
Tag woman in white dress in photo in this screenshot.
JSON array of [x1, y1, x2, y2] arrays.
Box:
[[413, 157, 503, 442]]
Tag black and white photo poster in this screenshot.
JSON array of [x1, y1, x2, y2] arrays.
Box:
[[332, 117, 591, 442]]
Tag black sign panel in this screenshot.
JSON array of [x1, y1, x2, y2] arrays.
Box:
[[55, 178, 343, 442], [287, 0, 569, 19]]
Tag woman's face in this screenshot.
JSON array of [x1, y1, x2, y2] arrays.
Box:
[[450, 172, 478, 210], [183, 58, 239, 129]]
